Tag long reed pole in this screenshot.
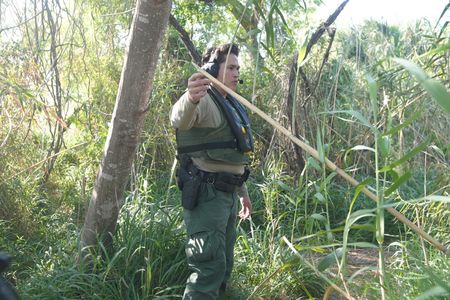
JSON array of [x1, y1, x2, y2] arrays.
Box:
[[194, 64, 448, 254]]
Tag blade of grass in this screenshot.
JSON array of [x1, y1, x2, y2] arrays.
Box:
[[282, 236, 354, 300], [393, 58, 450, 116]]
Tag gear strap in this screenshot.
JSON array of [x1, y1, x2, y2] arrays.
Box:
[[176, 140, 237, 154]]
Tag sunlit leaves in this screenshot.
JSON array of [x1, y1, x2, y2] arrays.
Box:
[[393, 58, 450, 116]]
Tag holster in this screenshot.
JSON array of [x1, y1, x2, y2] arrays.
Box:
[[176, 155, 202, 210], [175, 155, 251, 208]]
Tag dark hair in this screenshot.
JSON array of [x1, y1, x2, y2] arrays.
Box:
[[201, 43, 239, 66]]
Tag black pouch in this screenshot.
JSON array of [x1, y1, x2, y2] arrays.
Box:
[[213, 175, 237, 193], [212, 169, 250, 193], [176, 167, 202, 210]]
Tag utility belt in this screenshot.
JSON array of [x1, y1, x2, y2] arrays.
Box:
[[200, 168, 249, 191], [175, 155, 250, 210]]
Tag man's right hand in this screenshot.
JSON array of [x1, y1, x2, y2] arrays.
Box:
[[187, 73, 211, 104]]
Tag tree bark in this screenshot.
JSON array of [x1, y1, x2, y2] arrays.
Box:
[[80, 0, 172, 251]]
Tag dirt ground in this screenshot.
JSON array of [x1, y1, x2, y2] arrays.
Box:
[[321, 248, 394, 300]]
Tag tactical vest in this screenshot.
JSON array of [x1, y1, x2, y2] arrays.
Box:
[[176, 87, 254, 165]]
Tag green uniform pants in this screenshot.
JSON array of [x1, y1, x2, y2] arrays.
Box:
[[182, 182, 238, 300]]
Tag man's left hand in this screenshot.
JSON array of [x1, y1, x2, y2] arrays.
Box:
[[239, 197, 252, 220]]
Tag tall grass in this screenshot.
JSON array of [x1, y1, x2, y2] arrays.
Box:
[[1, 11, 449, 300], [14, 175, 188, 300]]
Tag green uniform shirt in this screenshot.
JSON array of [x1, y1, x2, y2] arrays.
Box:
[[170, 91, 249, 199]]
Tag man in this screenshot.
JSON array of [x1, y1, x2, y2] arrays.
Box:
[[170, 43, 253, 299]]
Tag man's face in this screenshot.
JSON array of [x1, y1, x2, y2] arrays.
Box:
[[216, 54, 240, 93]]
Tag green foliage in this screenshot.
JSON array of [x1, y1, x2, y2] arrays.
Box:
[[16, 177, 187, 299], [1, 0, 449, 299], [394, 57, 450, 116], [384, 245, 450, 299]]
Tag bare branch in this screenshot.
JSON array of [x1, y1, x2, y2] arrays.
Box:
[[0, 10, 43, 34], [169, 14, 201, 65], [305, 0, 349, 59]]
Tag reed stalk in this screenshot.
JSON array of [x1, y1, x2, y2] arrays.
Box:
[[194, 63, 448, 254]]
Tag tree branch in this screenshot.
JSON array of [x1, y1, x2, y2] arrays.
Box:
[[304, 0, 349, 59], [169, 14, 201, 65]]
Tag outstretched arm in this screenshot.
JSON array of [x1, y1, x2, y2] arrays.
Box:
[[170, 73, 211, 130]]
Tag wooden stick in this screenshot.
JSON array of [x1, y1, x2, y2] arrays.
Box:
[[193, 64, 448, 254]]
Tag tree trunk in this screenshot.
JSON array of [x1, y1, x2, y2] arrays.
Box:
[[80, 0, 172, 251]]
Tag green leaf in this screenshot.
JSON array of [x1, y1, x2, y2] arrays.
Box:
[[376, 206, 385, 244], [324, 172, 337, 185], [351, 242, 378, 248], [394, 58, 450, 116], [366, 75, 378, 115], [381, 196, 450, 209], [244, 28, 262, 38], [265, 0, 278, 52], [379, 140, 428, 172], [384, 171, 412, 197], [260, 65, 274, 76], [275, 6, 292, 38], [316, 130, 325, 163], [429, 145, 445, 160], [409, 195, 450, 204], [350, 145, 375, 152], [251, 1, 264, 20], [297, 46, 307, 65], [350, 223, 376, 232], [383, 111, 421, 136], [314, 192, 326, 203], [417, 43, 450, 59], [378, 135, 391, 158], [415, 286, 447, 300], [307, 156, 322, 172], [276, 180, 293, 192], [318, 248, 343, 271], [347, 209, 376, 225], [436, 3, 450, 26], [419, 262, 450, 294], [310, 213, 327, 222], [388, 169, 399, 182], [349, 178, 374, 213], [394, 58, 428, 81], [422, 79, 450, 115], [324, 110, 377, 132]]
